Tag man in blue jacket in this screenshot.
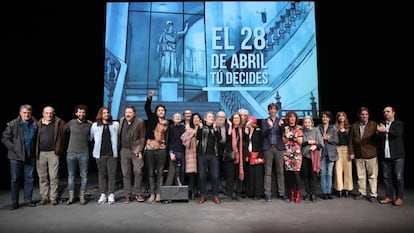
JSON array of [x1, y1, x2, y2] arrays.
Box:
[[2, 104, 37, 210]]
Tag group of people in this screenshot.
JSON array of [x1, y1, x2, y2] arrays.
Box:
[[1, 95, 406, 210], [1, 103, 147, 210], [261, 105, 405, 207]]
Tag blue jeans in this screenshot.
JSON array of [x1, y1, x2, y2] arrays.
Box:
[[10, 158, 34, 204], [165, 151, 185, 186], [198, 154, 220, 197], [382, 158, 404, 199], [66, 152, 90, 191], [320, 156, 334, 194]]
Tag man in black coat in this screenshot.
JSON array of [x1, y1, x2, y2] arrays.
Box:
[[377, 106, 405, 206]]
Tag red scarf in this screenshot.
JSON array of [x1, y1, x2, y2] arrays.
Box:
[[232, 127, 244, 180]]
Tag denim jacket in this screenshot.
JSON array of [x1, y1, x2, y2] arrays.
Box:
[[90, 121, 120, 158]]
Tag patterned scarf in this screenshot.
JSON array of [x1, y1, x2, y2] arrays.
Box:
[[232, 127, 244, 180]]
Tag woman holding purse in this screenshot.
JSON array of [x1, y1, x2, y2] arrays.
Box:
[[245, 116, 265, 200]]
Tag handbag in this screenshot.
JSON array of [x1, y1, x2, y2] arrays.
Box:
[[222, 148, 235, 162], [249, 151, 265, 165], [310, 150, 320, 174]]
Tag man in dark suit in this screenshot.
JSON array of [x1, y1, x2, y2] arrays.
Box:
[[377, 106, 405, 206]]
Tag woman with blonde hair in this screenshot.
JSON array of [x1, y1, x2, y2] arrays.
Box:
[[301, 115, 324, 202]]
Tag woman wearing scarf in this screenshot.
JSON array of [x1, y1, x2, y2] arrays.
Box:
[[301, 115, 324, 202], [225, 112, 249, 201]]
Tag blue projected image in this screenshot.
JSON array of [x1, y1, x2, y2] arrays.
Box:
[[104, 1, 319, 120]]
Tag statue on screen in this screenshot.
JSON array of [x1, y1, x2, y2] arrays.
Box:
[[157, 20, 189, 78]]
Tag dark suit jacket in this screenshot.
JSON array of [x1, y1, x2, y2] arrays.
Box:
[[377, 119, 405, 160], [261, 116, 285, 151], [349, 120, 378, 159]]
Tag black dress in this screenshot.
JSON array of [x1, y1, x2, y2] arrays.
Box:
[[245, 128, 264, 199]]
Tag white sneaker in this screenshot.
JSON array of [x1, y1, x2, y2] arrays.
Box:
[[97, 193, 107, 204], [108, 193, 115, 204]]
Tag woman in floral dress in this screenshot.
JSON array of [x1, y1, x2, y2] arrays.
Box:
[[282, 111, 303, 203]]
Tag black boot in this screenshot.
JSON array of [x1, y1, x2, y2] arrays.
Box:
[[343, 190, 349, 198], [189, 189, 195, 200], [310, 193, 317, 202]]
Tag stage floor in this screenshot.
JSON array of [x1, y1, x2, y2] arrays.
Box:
[[1, 173, 413, 233]]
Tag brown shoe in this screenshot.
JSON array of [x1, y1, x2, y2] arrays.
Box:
[[198, 196, 206, 204], [379, 197, 393, 204], [213, 196, 221, 204], [124, 197, 130, 204], [394, 198, 403, 206]]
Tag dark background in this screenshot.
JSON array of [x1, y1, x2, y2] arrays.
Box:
[[1, 1, 411, 189]]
